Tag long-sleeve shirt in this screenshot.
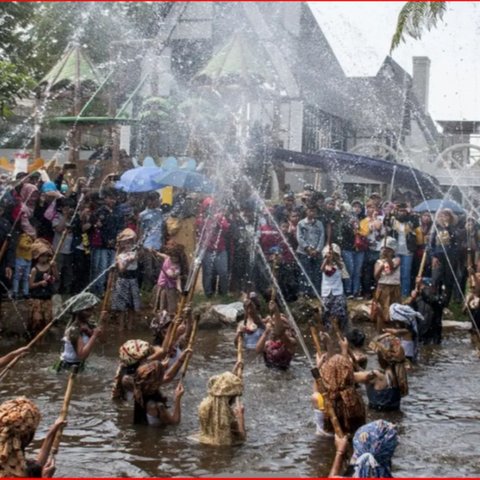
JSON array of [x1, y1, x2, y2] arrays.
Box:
[[296, 218, 325, 255]]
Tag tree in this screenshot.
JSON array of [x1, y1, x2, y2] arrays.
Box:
[[390, 2, 447, 52], [0, 61, 35, 118]]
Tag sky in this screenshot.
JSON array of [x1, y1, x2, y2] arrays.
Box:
[[309, 2, 480, 122]]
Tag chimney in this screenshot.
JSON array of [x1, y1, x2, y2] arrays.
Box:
[[412, 56, 430, 114]]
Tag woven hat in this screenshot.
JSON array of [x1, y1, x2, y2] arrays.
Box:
[[116, 228, 137, 243], [64, 292, 100, 314], [31, 239, 53, 260]]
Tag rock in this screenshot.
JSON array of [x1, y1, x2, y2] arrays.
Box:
[[442, 320, 471, 330], [194, 302, 242, 329], [349, 300, 374, 323], [289, 297, 321, 323]]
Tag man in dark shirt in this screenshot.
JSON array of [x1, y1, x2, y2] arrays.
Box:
[[89, 190, 119, 296]]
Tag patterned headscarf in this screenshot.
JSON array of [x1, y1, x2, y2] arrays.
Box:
[[119, 340, 153, 367], [351, 420, 398, 478], [320, 354, 365, 434], [0, 397, 41, 478], [198, 372, 243, 446], [133, 360, 165, 407]]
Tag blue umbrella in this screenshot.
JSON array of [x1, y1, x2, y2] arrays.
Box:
[[115, 167, 164, 193], [153, 169, 215, 193], [413, 199, 465, 214]]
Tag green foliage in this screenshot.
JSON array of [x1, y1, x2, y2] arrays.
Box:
[[0, 61, 35, 118], [390, 1, 447, 52]]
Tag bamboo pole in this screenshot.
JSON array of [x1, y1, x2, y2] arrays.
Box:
[[163, 259, 201, 354], [51, 365, 79, 456], [309, 320, 345, 438], [177, 316, 199, 382]]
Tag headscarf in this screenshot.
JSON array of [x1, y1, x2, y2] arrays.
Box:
[[389, 304, 422, 337], [320, 354, 365, 434], [198, 372, 243, 446], [15, 183, 38, 236], [0, 397, 41, 478], [351, 420, 398, 478], [119, 340, 153, 367], [133, 360, 165, 407], [369, 334, 408, 396], [31, 238, 53, 260]]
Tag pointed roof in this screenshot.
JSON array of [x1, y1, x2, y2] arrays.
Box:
[[38, 44, 102, 89], [194, 32, 275, 89]]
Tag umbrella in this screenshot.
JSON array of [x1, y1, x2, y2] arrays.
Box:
[[115, 167, 164, 193], [413, 199, 465, 214], [153, 169, 215, 193]]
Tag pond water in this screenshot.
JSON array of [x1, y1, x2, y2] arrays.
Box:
[[0, 309, 478, 478]]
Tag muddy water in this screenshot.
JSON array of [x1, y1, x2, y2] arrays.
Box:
[[0, 310, 479, 477]]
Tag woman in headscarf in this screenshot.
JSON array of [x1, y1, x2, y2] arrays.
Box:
[[112, 339, 191, 401], [56, 292, 104, 372], [198, 365, 245, 446], [329, 420, 398, 477], [386, 303, 423, 364], [132, 360, 184, 426], [364, 334, 408, 411], [0, 396, 65, 478], [13, 183, 39, 238], [320, 352, 366, 436]]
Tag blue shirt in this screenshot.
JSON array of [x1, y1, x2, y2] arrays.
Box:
[[139, 208, 163, 250]]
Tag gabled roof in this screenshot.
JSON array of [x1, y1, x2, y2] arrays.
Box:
[[38, 44, 102, 90], [194, 31, 276, 89]]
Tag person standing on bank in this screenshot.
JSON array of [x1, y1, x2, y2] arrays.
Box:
[[296, 205, 325, 297]]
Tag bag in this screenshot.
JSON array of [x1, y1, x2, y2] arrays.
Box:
[[354, 233, 369, 252], [406, 231, 417, 253]]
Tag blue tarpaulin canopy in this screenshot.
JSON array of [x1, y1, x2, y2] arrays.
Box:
[[273, 148, 441, 197]]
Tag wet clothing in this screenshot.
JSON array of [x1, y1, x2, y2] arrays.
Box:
[[351, 420, 398, 478], [263, 339, 293, 370], [411, 289, 446, 345], [198, 372, 244, 446], [243, 327, 264, 350], [133, 392, 168, 426], [366, 379, 401, 412], [320, 354, 366, 435]]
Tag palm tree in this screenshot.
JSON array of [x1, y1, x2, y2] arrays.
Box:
[[390, 2, 446, 52]]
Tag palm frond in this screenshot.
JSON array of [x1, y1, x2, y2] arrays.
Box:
[[390, 1, 446, 52]]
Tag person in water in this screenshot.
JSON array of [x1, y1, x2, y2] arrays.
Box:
[[329, 419, 398, 477], [364, 334, 408, 411], [255, 300, 297, 370], [234, 292, 265, 350], [112, 338, 192, 401], [132, 360, 184, 426], [0, 396, 66, 478], [198, 362, 245, 446], [319, 337, 367, 436], [56, 292, 104, 371]]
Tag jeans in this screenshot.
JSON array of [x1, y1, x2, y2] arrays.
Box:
[[202, 250, 229, 297], [90, 248, 115, 296], [297, 253, 322, 297], [342, 250, 365, 296], [12, 258, 31, 296], [363, 250, 380, 297], [398, 254, 413, 297]]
